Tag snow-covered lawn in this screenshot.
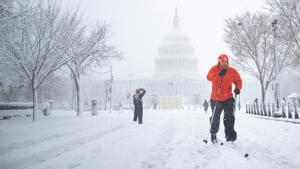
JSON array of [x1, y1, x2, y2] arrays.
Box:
[[0, 109, 300, 169]]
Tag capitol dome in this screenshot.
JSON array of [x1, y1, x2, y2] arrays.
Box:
[[162, 30, 190, 44], [154, 8, 199, 80]]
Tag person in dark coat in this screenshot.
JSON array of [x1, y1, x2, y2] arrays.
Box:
[[254, 98, 258, 104], [133, 88, 146, 124]]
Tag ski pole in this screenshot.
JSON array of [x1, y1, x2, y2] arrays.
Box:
[[233, 94, 237, 116], [212, 76, 224, 125], [203, 76, 224, 144]]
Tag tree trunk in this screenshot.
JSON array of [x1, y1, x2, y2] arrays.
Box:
[[32, 86, 38, 122], [68, 65, 82, 116], [74, 76, 82, 116], [259, 83, 267, 115], [260, 81, 266, 105], [72, 81, 77, 111]]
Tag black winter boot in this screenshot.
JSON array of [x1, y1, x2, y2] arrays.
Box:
[[211, 134, 217, 143], [226, 131, 237, 142]]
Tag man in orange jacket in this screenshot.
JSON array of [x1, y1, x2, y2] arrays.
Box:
[[206, 54, 242, 143]]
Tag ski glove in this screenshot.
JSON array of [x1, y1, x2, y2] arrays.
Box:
[[234, 88, 240, 95], [218, 69, 227, 77]]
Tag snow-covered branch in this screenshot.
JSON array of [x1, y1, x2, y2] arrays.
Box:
[[0, 0, 83, 121], [224, 12, 294, 103], [267, 0, 300, 76], [66, 23, 121, 116]]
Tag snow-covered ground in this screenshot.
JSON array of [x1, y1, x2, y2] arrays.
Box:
[[0, 109, 300, 169]]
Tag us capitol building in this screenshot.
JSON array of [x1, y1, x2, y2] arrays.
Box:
[[109, 9, 209, 109]]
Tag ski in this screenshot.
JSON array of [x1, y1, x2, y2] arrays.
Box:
[[202, 139, 249, 158], [220, 141, 249, 158], [202, 139, 223, 145]]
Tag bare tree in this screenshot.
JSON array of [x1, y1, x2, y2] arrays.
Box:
[[0, 0, 83, 121], [224, 12, 294, 104], [0, 0, 30, 31], [67, 24, 121, 116], [267, 0, 300, 75]]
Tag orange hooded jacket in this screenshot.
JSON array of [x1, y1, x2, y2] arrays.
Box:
[[206, 58, 242, 101]]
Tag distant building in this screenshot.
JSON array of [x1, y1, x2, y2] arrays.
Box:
[[154, 8, 199, 80], [81, 8, 299, 110], [109, 8, 208, 109]]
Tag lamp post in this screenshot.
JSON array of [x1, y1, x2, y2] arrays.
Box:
[[104, 80, 109, 110], [103, 66, 113, 112], [272, 19, 280, 110], [110, 66, 113, 112]]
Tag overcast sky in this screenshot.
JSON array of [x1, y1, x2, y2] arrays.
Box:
[[61, 0, 267, 80]]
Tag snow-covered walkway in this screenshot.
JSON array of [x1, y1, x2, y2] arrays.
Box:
[[0, 109, 299, 169]]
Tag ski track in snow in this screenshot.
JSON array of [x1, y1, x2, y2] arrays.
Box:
[[0, 125, 126, 169], [0, 125, 96, 155], [140, 112, 263, 169], [140, 118, 177, 169]]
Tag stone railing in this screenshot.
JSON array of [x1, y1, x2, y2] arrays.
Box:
[[245, 101, 299, 119]]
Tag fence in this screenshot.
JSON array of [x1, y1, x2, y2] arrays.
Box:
[[246, 101, 299, 119], [0, 101, 53, 119]]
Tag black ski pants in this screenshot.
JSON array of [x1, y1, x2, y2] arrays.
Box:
[[133, 104, 143, 124], [210, 97, 236, 139]]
